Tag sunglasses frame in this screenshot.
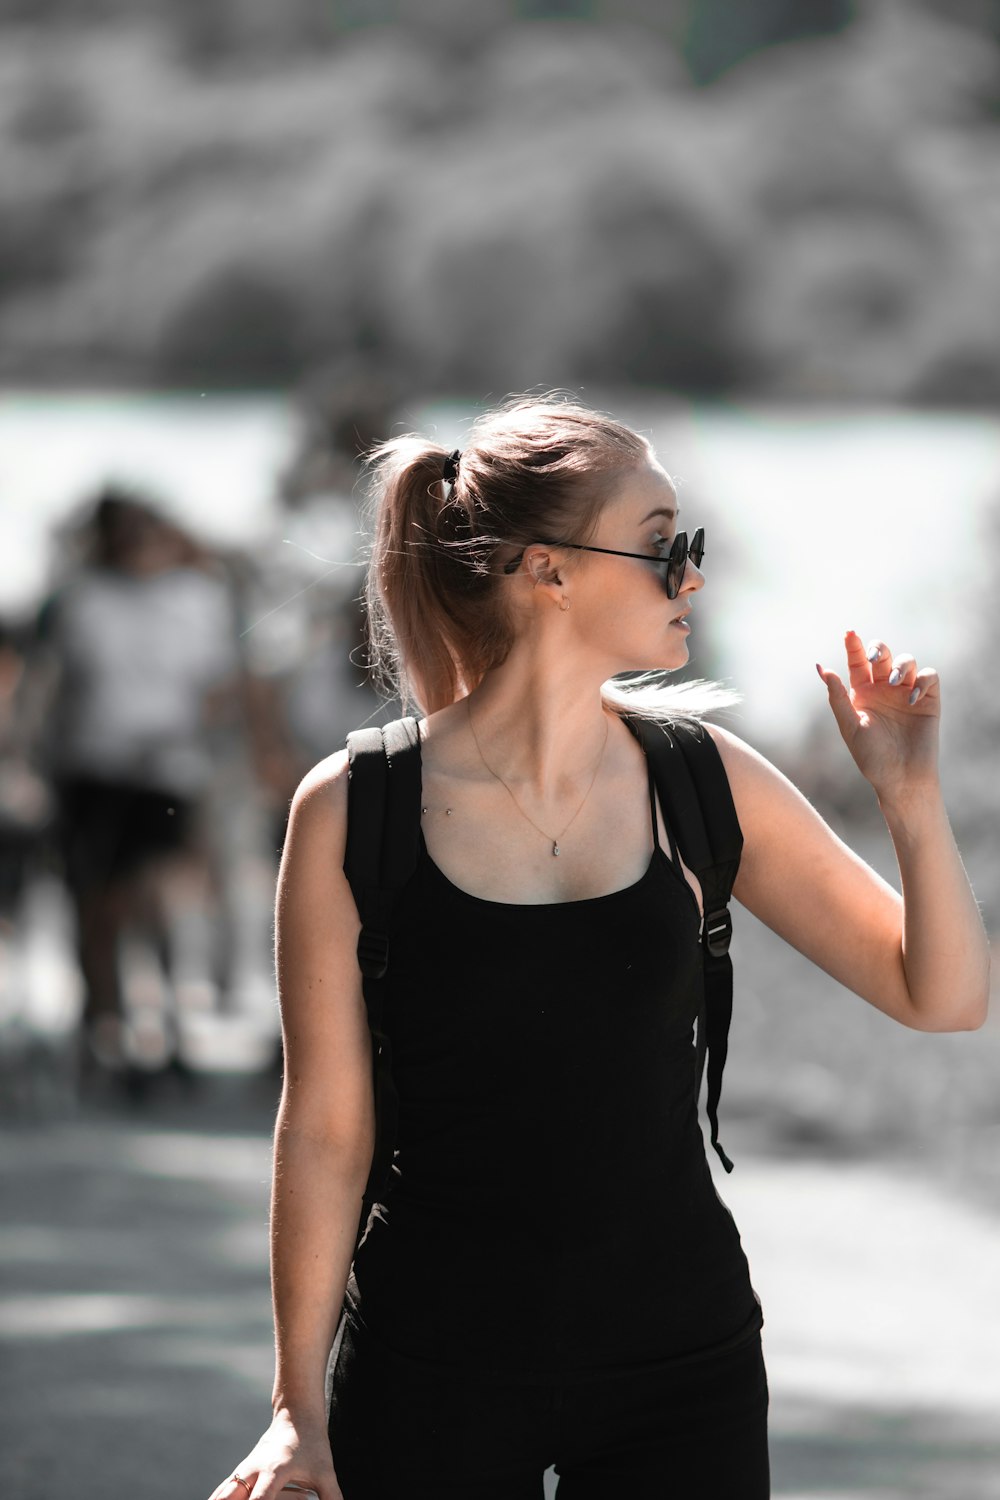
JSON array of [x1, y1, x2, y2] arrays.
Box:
[[502, 527, 704, 601]]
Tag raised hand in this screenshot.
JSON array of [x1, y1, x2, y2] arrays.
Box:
[[815, 630, 941, 802]]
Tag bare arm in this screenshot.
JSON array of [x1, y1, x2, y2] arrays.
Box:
[[705, 631, 990, 1033], [207, 751, 373, 1500], [8, 632, 60, 762], [270, 749, 375, 1421]]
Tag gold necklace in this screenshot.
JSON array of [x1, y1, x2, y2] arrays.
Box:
[[465, 697, 610, 857]]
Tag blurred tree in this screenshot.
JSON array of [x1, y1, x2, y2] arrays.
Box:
[[328, 0, 396, 25], [907, 349, 1000, 407], [682, 0, 856, 84], [904, 2, 1000, 123], [327, 0, 399, 23], [921, 0, 1000, 63], [9, 68, 94, 148], [155, 266, 304, 388], [0, 180, 97, 299], [0, 0, 998, 399], [517, 0, 594, 15], [569, 170, 744, 390], [170, 0, 338, 68], [390, 0, 513, 57]]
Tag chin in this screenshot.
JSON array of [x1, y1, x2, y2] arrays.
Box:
[[616, 651, 688, 676], [648, 642, 690, 671]]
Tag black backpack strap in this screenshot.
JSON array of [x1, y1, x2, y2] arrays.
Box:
[[344, 715, 422, 1254], [627, 714, 743, 1173]]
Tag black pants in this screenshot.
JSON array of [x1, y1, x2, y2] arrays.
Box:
[[328, 1314, 770, 1499]]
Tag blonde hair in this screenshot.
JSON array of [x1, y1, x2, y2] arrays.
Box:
[[361, 393, 739, 723]]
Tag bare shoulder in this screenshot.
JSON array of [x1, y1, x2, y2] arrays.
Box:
[[286, 748, 351, 857], [293, 746, 350, 807], [701, 720, 790, 805], [278, 748, 356, 943], [701, 719, 757, 768], [699, 719, 827, 871]]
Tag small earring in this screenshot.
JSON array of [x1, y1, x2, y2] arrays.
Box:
[[560, 597, 570, 612]]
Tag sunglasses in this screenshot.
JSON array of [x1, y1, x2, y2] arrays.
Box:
[[502, 527, 705, 601]]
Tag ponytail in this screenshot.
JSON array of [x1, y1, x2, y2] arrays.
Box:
[[362, 438, 511, 714]]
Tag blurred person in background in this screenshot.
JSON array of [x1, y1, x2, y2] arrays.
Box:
[[242, 372, 403, 849], [210, 395, 988, 1500], [0, 617, 53, 919], [20, 486, 243, 1086], [0, 618, 55, 1038], [239, 563, 391, 857]]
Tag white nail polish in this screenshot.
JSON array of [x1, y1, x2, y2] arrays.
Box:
[[888, 668, 901, 686]]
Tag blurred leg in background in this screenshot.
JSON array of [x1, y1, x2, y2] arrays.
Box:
[[56, 776, 204, 1082]]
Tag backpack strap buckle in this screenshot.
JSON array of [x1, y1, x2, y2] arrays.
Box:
[[357, 925, 389, 980], [703, 907, 733, 960]]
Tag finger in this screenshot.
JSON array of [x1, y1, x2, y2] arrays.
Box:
[[886, 652, 917, 688], [209, 1478, 254, 1500], [816, 666, 858, 740], [907, 666, 940, 706], [844, 630, 874, 690], [255, 1475, 324, 1500], [865, 637, 893, 682]]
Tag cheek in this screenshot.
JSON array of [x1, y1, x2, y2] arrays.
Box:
[[584, 577, 668, 638]]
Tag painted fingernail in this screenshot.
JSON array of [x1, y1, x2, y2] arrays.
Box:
[[888, 667, 901, 686], [815, 662, 825, 681], [908, 687, 920, 705], [866, 645, 881, 663]]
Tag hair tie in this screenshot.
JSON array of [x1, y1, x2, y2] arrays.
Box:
[[442, 449, 462, 485]]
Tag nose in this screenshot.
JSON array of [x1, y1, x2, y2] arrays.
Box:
[[679, 557, 705, 595]]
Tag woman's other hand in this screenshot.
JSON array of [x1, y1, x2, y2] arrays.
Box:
[[207, 1409, 342, 1500], [816, 630, 941, 804]]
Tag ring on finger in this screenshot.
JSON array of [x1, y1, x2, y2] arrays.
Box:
[[232, 1478, 252, 1498]]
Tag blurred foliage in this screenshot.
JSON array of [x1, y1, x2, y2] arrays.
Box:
[[681, 0, 856, 84], [0, 0, 998, 401]]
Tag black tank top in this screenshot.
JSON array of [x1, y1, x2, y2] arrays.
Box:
[[346, 736, 763, 1381]]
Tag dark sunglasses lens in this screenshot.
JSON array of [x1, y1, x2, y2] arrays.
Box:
[[665, 532, 688, 599], [689, 527, 705, 570]]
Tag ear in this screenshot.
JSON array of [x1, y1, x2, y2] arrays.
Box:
[[513, 545, 571, 615], [523, 545, 563, 589]]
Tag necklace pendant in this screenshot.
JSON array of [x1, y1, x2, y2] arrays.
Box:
[[552, 841, 560, 857]]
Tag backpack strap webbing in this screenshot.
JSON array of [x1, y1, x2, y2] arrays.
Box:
[[627, 715, 743, 1173], [344, 716, 422, 1254]]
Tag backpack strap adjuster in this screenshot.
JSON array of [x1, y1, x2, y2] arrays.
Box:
[[703, 907, 733, 960]]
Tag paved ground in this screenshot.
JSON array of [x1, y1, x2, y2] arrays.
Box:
[[2, 1072, 999, 1500]]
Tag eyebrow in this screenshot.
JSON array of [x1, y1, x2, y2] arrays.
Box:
[[640, 504, 679, 525]]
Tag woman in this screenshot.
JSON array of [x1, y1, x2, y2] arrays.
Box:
[[29, 489, 241, 1078], [210, 396, 989, 1500]]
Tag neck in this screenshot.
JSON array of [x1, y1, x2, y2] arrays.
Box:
[[460, 646, 619, 798]]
